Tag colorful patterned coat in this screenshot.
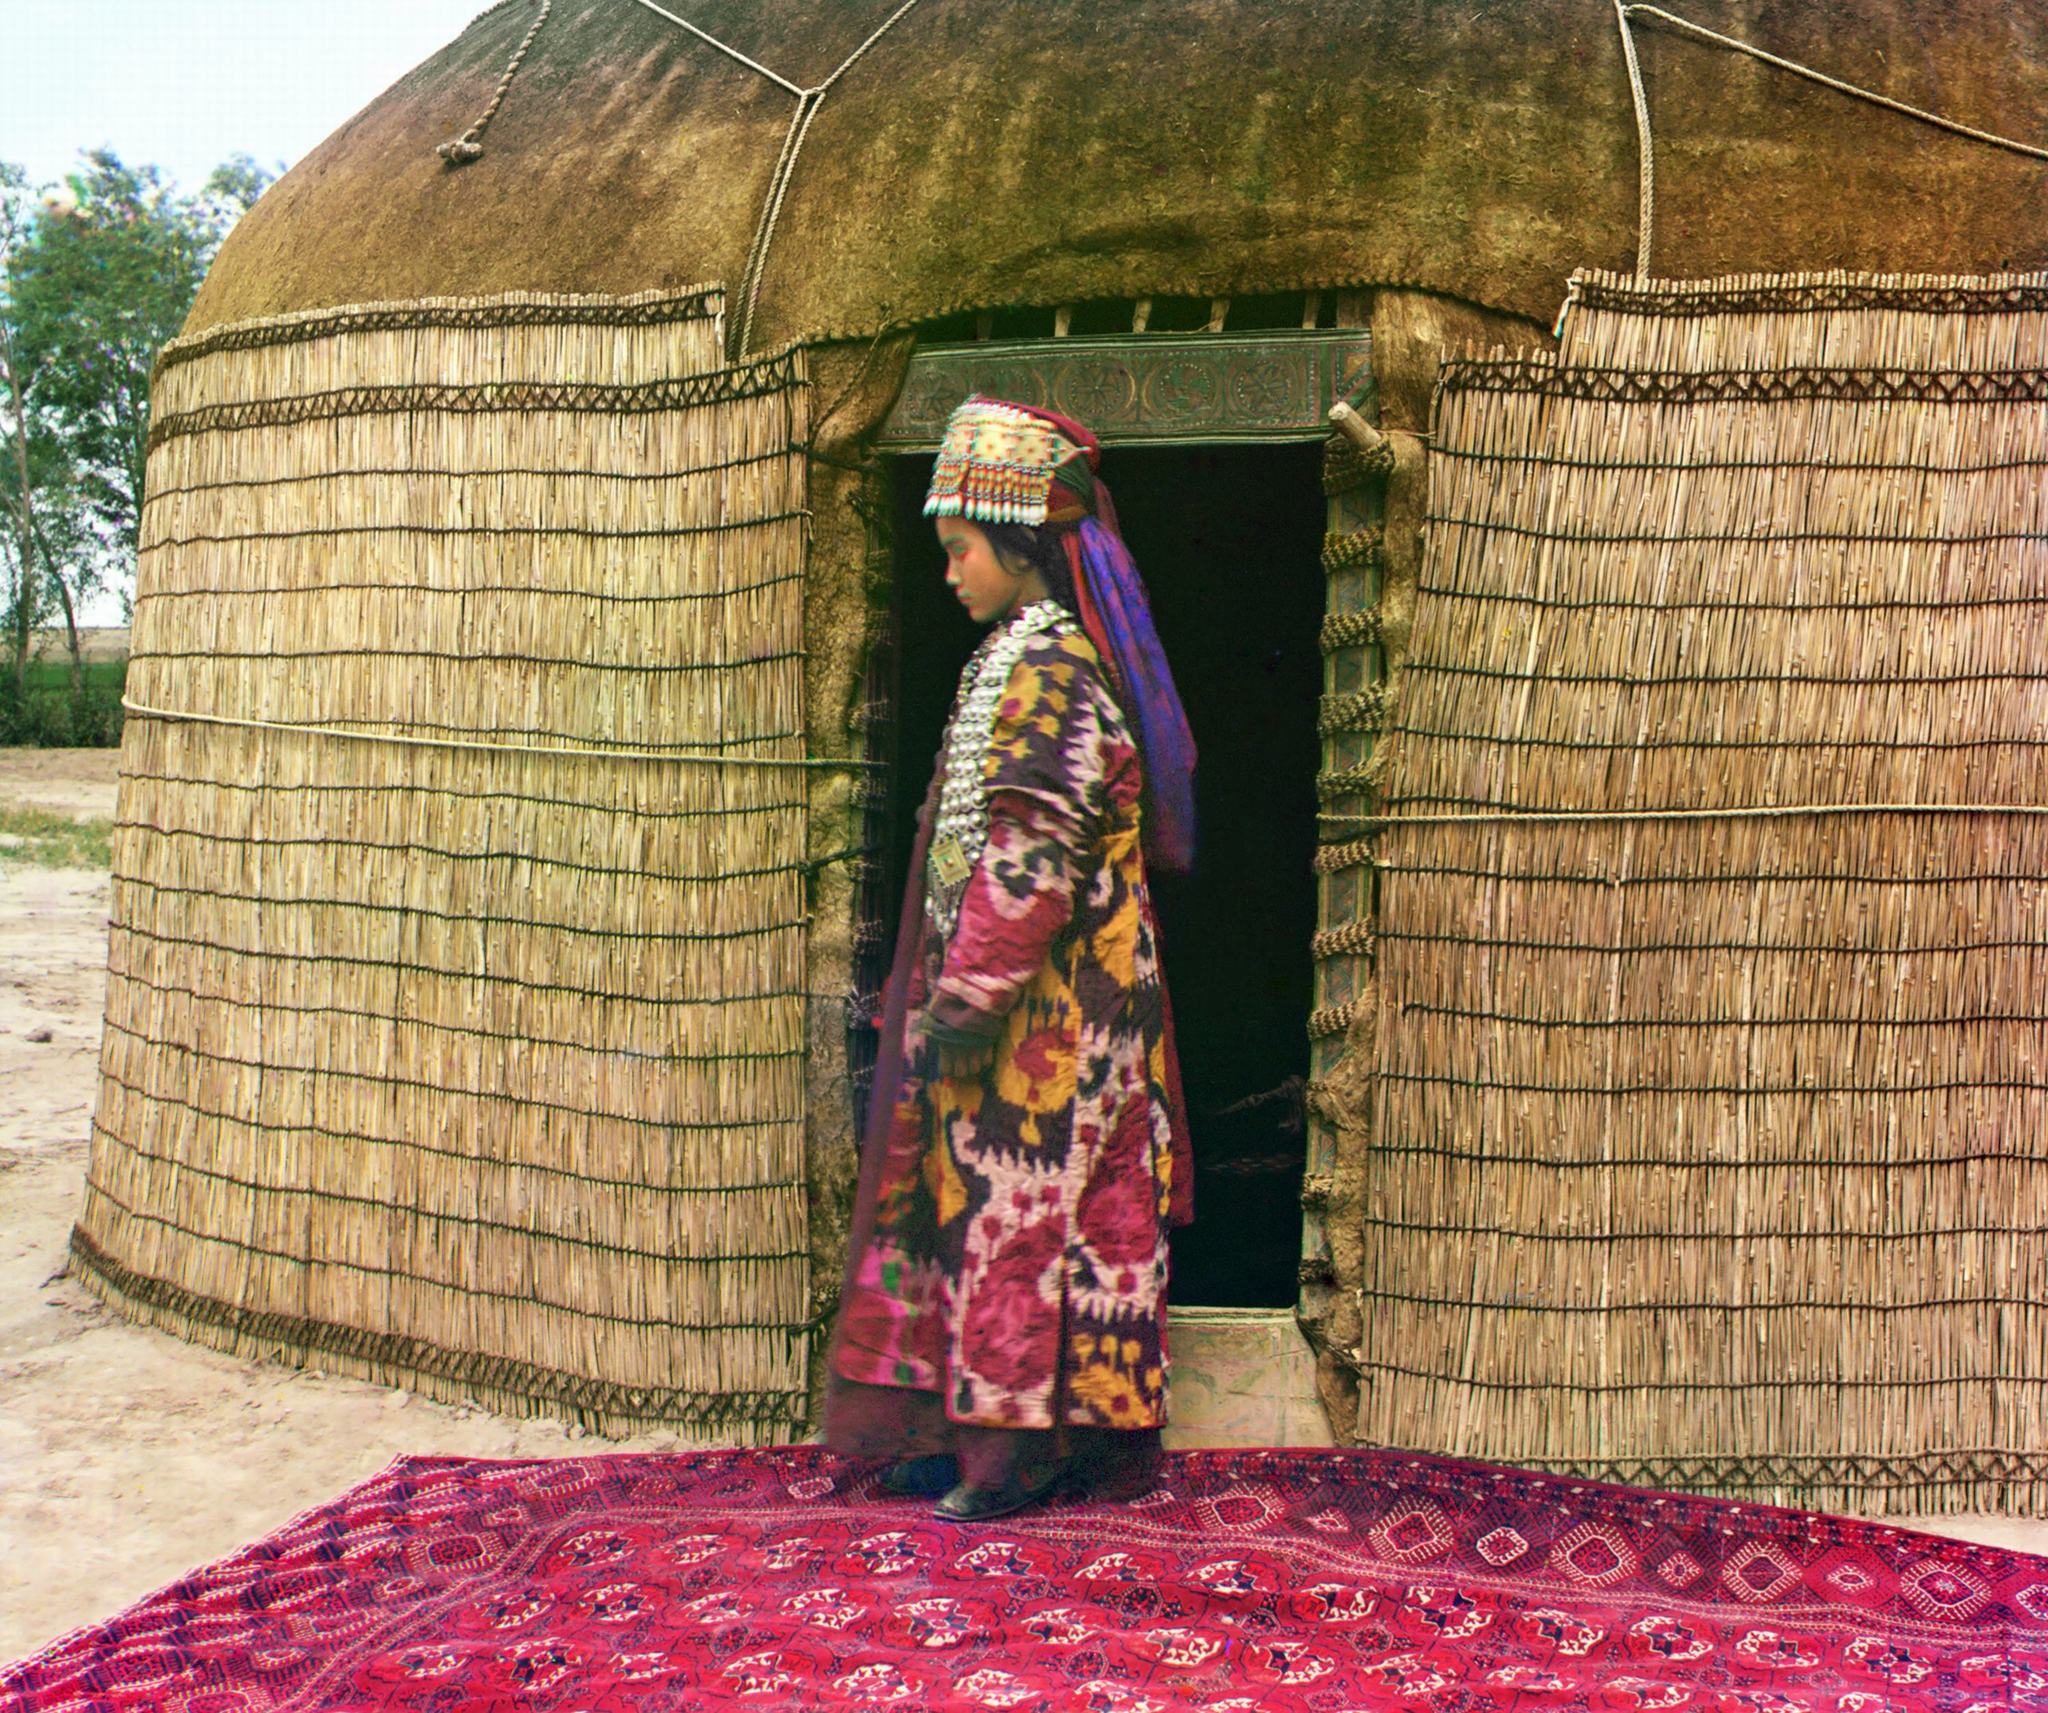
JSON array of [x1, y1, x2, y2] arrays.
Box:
[[832, 622, 1189, 1432]]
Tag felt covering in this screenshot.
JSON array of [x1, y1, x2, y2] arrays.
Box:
[[184, 0, 2048, 345]]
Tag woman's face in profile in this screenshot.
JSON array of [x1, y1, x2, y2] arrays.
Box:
[[936, 516, 1024, 625]]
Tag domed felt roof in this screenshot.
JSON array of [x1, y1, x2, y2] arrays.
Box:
[[190, 0, 2048, 345]]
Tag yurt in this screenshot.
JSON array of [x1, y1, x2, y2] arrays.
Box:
[[71, 0, 2048, 1513]]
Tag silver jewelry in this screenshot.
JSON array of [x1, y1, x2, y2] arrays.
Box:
[[926, 599, 1074, 937]]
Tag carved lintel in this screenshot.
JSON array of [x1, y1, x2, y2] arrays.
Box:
[[878, 330, 1377, 450]]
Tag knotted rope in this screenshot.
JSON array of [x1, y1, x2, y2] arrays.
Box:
[[439, 0, 553, 166], [435, 0, 927, 354]]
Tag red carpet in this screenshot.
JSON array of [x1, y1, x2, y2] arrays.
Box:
[[5, 1448, 2044, 1711]]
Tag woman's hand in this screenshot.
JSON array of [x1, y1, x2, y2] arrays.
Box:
[[915, 1017, 997, 1080]]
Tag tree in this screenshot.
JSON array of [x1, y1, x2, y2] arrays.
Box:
[[0, 163, 66, 694], [1, 149, 276, 686]]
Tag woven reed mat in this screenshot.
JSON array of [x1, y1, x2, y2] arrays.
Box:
[[5, 1448, 2044, 1710], [69, 287, 813, 1438], [1355, 269, 2048, 1514]]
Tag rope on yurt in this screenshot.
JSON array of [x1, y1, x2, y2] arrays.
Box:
[[439, 0, 553, 166], [119, 701, 884, 770], [1315, 801, 2048, 881], [1611, 0, 1654, 280], [619, 0, 805, 92], [621, 0, 928, 358], [1629, 5, 2048, 162], [1611, 2, 2048, 277]]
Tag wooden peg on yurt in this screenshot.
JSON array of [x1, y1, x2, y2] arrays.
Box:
[[1328, 399, 1388, 459]]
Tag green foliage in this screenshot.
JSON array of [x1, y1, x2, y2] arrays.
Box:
[[0, 656, 125, 745], [9, 150, 275, 560], [0, 801, 114, 869], [0, 148, 276, 740]]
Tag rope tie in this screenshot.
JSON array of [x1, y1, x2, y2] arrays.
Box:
[[1317, 799, 2048, 874], [1311, 920, 1376, 960], [1613, 0, 1655, 279], [436, 1, 926, 347], [1318, 686, 1389, 737], [1319, 608, 1384, 651], [1628, 4, 2048, 163], [1612, 2, 2048, 279], [623, 0, 927, 357], [1358, 801, 2048, 828], [1320, 529, 1385, 580], [439, 0, 553, 167], [122, 698, 883, 770]]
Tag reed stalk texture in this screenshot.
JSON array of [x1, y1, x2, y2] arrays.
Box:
[[1359, 269, 2048, 1513], [71, 287, 815, 1439]]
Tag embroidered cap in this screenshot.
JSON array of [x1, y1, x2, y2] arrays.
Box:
[[923, 395, 1089, 525]]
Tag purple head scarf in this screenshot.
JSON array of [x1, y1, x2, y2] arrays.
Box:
[[1067, 488, 1197, 874]]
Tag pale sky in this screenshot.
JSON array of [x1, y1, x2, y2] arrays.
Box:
[[3, 0, 488, 194], [5, 0, 488, 620]]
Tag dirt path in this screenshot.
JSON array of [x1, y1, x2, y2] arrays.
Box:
[[0, 745, 121, 820], [2, 746, 2042, 1665]]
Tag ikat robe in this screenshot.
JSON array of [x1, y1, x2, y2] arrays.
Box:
[[832, 625, 1188, 1432]]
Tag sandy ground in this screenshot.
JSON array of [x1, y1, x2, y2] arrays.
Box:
[[3, 745, 2045, 1668], [0, 745, 123, 819]]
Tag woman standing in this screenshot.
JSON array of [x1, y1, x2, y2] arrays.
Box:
[[824, 396, 1197, 1520]]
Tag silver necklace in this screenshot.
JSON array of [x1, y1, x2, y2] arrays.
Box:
[[926, 599, 1074, 937]]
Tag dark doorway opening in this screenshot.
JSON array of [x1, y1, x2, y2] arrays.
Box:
[[883, 443, 1325, 1305]]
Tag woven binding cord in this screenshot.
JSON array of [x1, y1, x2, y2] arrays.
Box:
[[1311, 920, 1375, 960], [1308, 999, 1365, 1043], [1321, 529, 1385, 579], [1612, 1, 2048, 281], [144, 355, 805, 453], [1439, 363, 2048, 407], [1320, 608, 1383, 650], [1323, 433, 1396, 497], [1354, 799, 2048, 829], [69, 1227, 805, 1428], [122, 699, 882, 770], [440, 0, 553, 166], [1318, 686, 1388, 737], [153, 290, 727, 375], [1316, 765, 1376, 804]]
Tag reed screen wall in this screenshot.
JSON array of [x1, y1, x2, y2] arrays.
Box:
[[1353, 270, 2048, 1512], [72, 288, 814, 1438]]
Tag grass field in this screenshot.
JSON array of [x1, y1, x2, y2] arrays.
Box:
[[21, 658, 126, 694], [0, 802, 114, 868]]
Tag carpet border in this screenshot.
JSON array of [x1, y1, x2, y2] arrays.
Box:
[[12, 1445, 2046, 1682], [2, 1454, 421, 1679]]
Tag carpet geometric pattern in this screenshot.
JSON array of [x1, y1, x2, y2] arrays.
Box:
[[5, 1449, 2044, 1710]]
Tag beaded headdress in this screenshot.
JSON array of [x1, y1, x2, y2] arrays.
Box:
[[923, 395, 1090, 525], [922, 393, 1197, 877]]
